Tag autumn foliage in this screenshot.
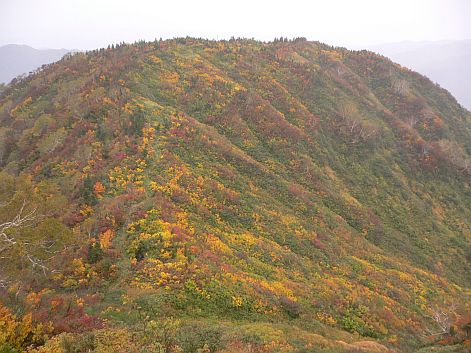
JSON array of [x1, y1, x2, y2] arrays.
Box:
[[0, 38, 470, 352]]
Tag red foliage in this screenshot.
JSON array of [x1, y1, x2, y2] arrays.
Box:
[[64, 210, 86, 227]]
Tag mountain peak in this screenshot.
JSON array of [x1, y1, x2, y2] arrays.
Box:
[[0, 38, 470, 353]]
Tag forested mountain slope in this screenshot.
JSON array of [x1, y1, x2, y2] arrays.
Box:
[[0, 38, 470, 353]]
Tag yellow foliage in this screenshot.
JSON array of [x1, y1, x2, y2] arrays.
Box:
[[80, 204, 94, 217], [0, 304, 53, 351], [99, 229, 114, 249], [232, 296, 243, 308], [108, 159, 146, 194], [72, 258, 87, 277], [206, 234, 232, 255], [10, 96, 33, 117]]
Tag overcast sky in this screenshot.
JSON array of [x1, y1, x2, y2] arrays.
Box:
[[1, 0, 470, 50]]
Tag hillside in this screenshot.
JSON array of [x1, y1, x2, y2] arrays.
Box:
[[0, 44, 70, 84], [367, 39, 471, 110], [0, 38, 470, 353]]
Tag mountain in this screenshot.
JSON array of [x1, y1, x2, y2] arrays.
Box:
[[0, 38, 470, 353], [0, 44, 71, 84], [366, 40, 471, 110]]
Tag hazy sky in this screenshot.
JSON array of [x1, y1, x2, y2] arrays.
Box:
[[1, 0, 470, 50]]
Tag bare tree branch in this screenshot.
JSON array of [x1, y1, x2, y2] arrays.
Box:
[[423, 304, 457, 338], [0, 200, 37, 256]]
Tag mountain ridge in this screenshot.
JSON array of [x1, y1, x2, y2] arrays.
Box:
[[0, 44, 72, 84]]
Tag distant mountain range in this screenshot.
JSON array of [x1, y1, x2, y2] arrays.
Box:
[[0, 44, 71, 84], [365, 39, 471, 110]]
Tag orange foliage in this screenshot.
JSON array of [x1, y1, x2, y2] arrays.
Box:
[[99, 229, 115, 249], [94, 181, 106, 198]]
